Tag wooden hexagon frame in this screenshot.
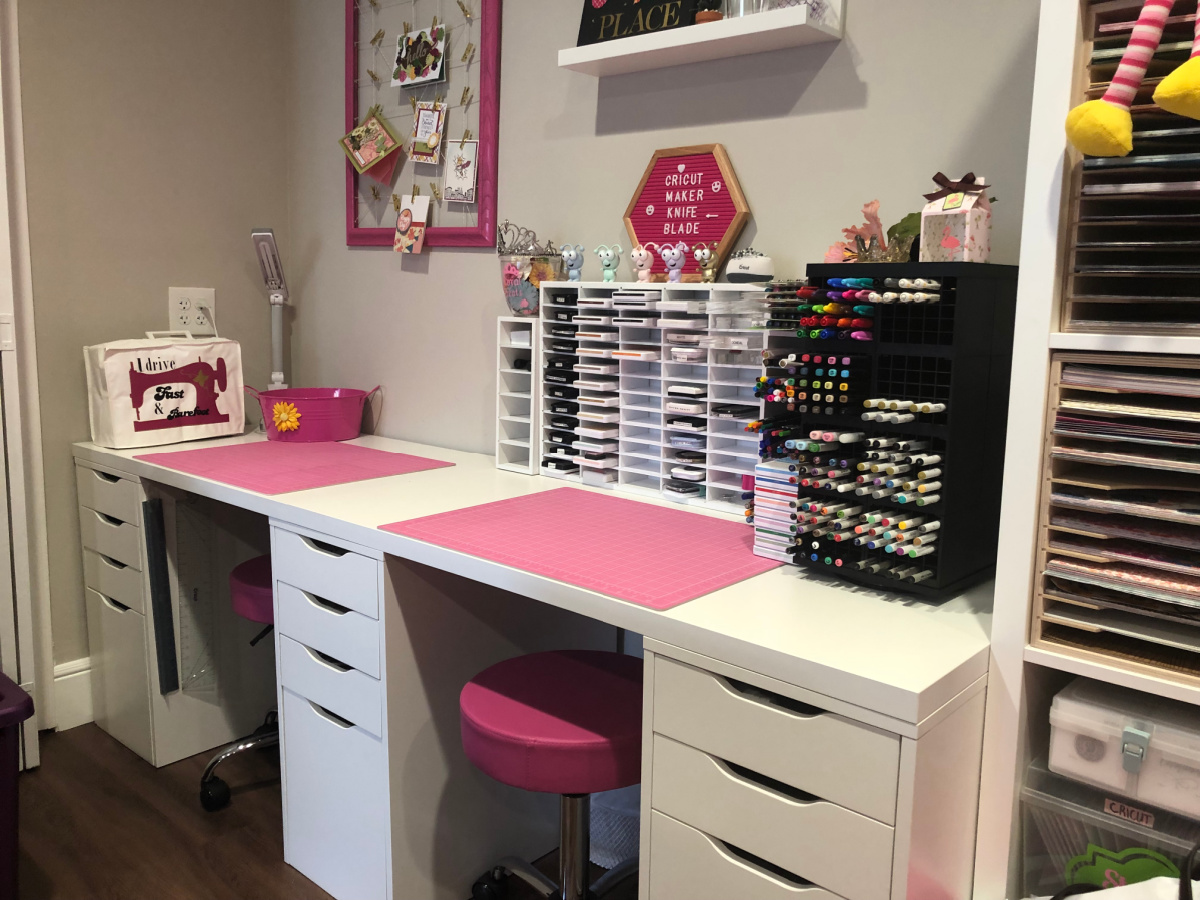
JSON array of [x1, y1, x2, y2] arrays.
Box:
[[623, 143, 750, 282]]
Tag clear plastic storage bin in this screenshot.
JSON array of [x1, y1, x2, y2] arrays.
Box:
[[1023, 760, 1200, 898], [1049, 678, 1200, 820]]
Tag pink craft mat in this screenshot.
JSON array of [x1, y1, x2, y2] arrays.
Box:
[[136, 441, 454, 495], [380, 487, 780, 610]]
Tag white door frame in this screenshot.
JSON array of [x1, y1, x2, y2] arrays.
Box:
[[0, 0, 57, 766]]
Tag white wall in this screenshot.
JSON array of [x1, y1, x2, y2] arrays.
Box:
[[286, 0, 1041, 456], [19, 0, 289, 664]]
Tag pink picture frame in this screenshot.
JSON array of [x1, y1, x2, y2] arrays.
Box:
[[345, 0, 501, 248]]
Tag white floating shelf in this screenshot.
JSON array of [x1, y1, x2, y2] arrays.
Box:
[[558, 2, 844, 77]]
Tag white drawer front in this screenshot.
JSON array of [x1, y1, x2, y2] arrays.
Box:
[[84, 587, 153, 762], [274, 528, 380, 620], [278, 635, 382, 739], [276, 582, 380, 679], [83, 549, 145, 615], [75, 464, 141, 526], [281, 687, 388, 900], [649, 812, 846, 900], [79, 506, 142, 571], [653, 657, 900, 824], [651, 735, 893, 900]]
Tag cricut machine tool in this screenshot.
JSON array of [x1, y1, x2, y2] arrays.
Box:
[[251, 228, 289, 389]]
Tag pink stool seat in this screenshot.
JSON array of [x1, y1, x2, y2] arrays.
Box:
[[460, 650, 643, 796], [230, 555, 273, 625]]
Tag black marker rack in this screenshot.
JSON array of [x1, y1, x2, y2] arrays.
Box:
[[761, 262, 1017, 599]]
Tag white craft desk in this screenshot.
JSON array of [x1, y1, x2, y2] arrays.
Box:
[[73, 433, 993, 900]]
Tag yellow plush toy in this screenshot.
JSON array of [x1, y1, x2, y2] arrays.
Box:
[[1065, 0, 1200, 157]]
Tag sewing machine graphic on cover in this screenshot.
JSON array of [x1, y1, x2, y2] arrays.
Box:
[[129, 357, 231, 432]]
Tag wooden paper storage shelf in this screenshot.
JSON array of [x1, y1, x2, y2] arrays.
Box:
[[1061, 0, 1200, 336], [1031, 352, 1200, 685]]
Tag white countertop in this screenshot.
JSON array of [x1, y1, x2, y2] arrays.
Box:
[[73, 433, 993, 729]]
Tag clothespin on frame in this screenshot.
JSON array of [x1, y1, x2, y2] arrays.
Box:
[[461, 42, 475, 63], [363, 103, 383, 124], [369, 28, 385, 46], [461, 86, 473, 107], [367, 68, 381, 84], [391, 193, 403, 211], [402, 21, 412, 35], [411, 183, 420, 198], [410, 96, 418, 113], [457, 0, 473, 20], [367, 0, 379, 9], [432, 15, 439, 29], [459, 128, 473, 148], [370, 185, 381, 201], [430, 183, 442, 202]]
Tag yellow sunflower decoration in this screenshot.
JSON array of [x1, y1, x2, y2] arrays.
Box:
[[273, 401, 301, 433]]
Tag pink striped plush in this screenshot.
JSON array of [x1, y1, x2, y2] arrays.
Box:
[[1103, 0, 1173, 109]]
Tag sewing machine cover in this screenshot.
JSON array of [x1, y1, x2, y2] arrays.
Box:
[[83, 337, 245, 449]]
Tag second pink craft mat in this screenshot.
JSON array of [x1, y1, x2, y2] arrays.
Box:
[[380, 487, 780, 610], [136, 440, 454, 494]]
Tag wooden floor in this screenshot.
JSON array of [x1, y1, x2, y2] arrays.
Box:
[[17, 725, 638, 900], [18, 724, 330, 900]]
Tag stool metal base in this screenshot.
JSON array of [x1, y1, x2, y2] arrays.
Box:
[[473, 793, 638, 900]]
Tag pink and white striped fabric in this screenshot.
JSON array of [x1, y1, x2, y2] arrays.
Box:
[[1103, 0, 1173, 109], [1192, 12, 1200, 58]]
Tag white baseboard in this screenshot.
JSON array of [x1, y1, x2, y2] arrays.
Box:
[[53, 656, 93, 731]]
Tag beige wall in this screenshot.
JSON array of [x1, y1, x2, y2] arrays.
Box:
[[19, 0, 289, 664], [286, 0, 1040, 457]]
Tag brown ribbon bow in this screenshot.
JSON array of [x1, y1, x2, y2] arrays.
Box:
[[923, 172, 990, 202]]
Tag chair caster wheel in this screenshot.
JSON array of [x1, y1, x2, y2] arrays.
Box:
[[200, 777, 231, 812], [471, 870, 509, 899]]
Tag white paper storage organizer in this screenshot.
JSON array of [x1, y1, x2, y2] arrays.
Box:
[[495, 317, 540, 474], [1032, 352, 1200, 686], [538, 281, 769, 516]]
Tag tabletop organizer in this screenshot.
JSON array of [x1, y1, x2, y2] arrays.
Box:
[[751, 262, 1018, 599], [495, 316, 540, 474], [1061, 0, 1200, 335], [537, 281, 771, 517], [1030, 352, 1200, 686]]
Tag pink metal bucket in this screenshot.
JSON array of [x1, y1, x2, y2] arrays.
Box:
[[246, 386, 380, 442]]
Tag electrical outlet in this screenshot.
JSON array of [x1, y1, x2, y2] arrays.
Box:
[[168, 287, 216, 337]]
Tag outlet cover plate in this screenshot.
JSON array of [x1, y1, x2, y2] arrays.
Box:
[[168, 287, 216, 336]]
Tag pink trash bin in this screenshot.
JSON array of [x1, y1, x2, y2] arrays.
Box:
[[247, 386, 380, 442]]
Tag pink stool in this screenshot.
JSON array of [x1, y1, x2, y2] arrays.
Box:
[[461, 650, 643, 900], [199, 554, 279, 812]]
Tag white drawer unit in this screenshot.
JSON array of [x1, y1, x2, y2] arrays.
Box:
[[83, 587, 153, 761], [276, 582, 380, 679], [278, 635, 382, 739], [74, 463, 142, 525], [273, 528, 380, 619], [281, 686, 388, 900], [82, 548, 145, 615], [647, 811, 845, 900], [79, 506, 142, 570], [653, 657, 900, 824], [651, 735, 893, 900]]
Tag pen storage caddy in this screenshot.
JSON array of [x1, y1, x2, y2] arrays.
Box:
[[246, 386, 380, 442], [497, 221, 562, 318], [754, 263, 1018, 599]]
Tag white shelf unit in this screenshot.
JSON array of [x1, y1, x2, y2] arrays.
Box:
[[557, 1, 844, 77], [495, 317, 540, 474], [974, 2, 1200, 899], [539, 281, 767, 517]]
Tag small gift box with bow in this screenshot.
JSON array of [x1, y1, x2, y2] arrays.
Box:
[[919, 172, 992, 264]]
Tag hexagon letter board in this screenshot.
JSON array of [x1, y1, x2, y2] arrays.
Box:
[[624, 144, 750, 281]]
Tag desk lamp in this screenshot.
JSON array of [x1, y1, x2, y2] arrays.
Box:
[[251, 228, 289, 389]]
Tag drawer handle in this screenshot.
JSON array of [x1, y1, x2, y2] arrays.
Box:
[[304, 645, 352, 673], [708, 835, 815, 889], [720, 757, 819, 805], [299, 535, 351, 558], [92, 510, 125, 528], [99, 593, 132, 614], [99, 554, 128, 571], [308, 700, 355, 730], [92, 470, 122, 484], [303, 590, 351, 616], [722, 676, 824, 719]]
